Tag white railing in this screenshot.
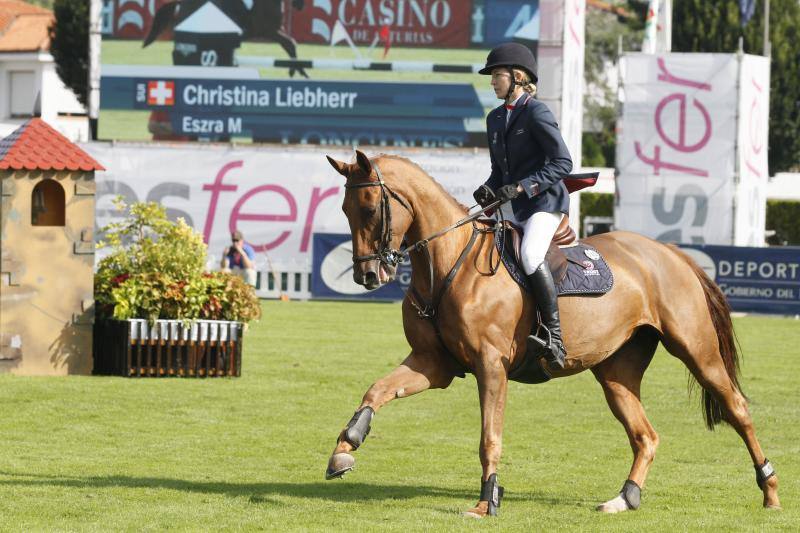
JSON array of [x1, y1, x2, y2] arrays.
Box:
[[254, 270, 312, 300]]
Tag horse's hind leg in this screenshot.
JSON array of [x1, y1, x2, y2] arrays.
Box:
[[325, 351, 454, 479], [592, 327, 660, 513], [661, 332, 781, 509], [269, 30, 309, 78]]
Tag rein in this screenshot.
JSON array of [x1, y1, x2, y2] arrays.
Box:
[[344, 164, 504, 269], [345, 163, 505, 361]]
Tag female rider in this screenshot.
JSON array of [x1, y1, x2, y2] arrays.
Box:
[[472, 42, 573, 369]]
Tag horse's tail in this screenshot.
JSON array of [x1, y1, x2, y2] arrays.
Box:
[[668, 244, 744, 430]]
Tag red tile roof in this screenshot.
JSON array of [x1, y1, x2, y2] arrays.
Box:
[[0, 1, 53, 52], [0, 118, 105, 171], [587, 0, 634, 18], [0, 0, 49, 17]]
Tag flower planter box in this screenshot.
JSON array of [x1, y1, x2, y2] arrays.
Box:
[[93, 319, 243, 377]]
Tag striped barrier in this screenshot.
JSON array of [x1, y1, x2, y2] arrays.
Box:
[[93, 319, 244, 378], [236, 56, 483, 74]]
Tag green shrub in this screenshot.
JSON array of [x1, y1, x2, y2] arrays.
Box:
[[95, 198, 261, 324], [766, 200, 800, 246], [579, 192, 614, 223]]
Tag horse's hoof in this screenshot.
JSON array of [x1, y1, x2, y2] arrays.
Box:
[[596, 494, 630, 513], [325, 453, 355, 480], [765, 503, 782, 511], [463, 501, 488, 518]]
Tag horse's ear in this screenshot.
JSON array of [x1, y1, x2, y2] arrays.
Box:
[[355, 150, 372, 176], [326, 155, 350, 177]]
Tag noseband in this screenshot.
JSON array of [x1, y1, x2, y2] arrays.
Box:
[[344, 164, 413, 269]]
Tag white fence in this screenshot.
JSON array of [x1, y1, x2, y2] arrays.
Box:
[[254, 270, 312, 300]]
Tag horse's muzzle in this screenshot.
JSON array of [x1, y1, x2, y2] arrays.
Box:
[[354, 261, 397, 290]]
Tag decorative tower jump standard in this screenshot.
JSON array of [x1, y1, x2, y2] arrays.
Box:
[[0, 118, 104, 375]]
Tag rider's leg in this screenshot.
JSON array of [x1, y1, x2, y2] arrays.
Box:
[[520, 211, 567, 368]]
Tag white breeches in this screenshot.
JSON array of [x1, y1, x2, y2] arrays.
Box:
[[501, 204, 564, 275]]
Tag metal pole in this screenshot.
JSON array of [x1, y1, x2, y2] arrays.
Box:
[[88, 0, 102, 140], [763, 0, 770, 56]]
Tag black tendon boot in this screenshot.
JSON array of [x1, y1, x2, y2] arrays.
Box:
[[526, 263, 567, 369]]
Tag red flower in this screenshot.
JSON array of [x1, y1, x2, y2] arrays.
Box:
[[111, 273, 130, 286]]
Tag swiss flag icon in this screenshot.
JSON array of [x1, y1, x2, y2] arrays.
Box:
[[147, 81, 175, 106]]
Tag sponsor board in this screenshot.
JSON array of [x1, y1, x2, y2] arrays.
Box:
[[289, 0, 472, 47], [681, 245, 800, 315], [312, 233, 412, 300], [81, 142, 490, 272], [616, 53, 770, 246]]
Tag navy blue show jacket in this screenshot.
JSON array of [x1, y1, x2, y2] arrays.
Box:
[[484, 93, 573, 220]]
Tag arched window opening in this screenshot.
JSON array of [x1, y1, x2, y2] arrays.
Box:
[[31, 180, 65, 226]]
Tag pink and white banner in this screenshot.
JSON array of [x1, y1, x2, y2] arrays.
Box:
[[560, 0, 585, 171], [734, 55, 770, 246], [616, 53, 740, 244], [82, 143, 489, 271]]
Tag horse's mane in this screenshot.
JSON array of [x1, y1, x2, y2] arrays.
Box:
[[374, 154, 469, 214]]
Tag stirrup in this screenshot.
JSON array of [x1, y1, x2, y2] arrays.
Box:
[[527, 326, 565, 369]]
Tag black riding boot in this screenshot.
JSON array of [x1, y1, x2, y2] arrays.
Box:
[[527, 263, 567, 369]]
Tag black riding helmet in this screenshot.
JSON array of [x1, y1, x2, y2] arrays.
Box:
[[479, 43, 539, 100]]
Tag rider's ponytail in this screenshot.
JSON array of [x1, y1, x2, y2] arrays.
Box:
[[513, 68, 538, 97]]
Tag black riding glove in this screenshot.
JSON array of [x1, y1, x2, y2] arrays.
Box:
[[497, 183, 521, 202], [473, 185, 495, 207]]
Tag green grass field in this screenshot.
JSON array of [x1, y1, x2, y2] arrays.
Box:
[[0, 301, 797, 530]]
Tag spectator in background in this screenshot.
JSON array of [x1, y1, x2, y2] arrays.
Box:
[[221, 230, 257, 286]]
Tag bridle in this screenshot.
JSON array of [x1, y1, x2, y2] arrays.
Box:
[[343, 161, 504, 321], [343, 163, 413, 269]]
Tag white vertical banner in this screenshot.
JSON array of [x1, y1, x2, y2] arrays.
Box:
[[616, 53, 739, 244], [734, 54, 770, 246], [561, 0, 585, 170], [642, 0, 672, 53], [657, 0, 672, 52], [529, 0, 585, 233], [642, 0, 660, 54], [560, 0, 585, 233]]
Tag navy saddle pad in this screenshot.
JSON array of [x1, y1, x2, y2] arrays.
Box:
[[494, 224, 614, 296]]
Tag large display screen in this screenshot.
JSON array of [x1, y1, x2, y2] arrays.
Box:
[[99, 0, 542, 147]]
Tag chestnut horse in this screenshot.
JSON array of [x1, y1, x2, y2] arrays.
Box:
[[324, 151, 780, 517]]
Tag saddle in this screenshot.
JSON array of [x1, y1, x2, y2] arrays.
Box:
[[487, 216, 614, 385], [493, 215, 613, 297], [499, 215, 576, 284]]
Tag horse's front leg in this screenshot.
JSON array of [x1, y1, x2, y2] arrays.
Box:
[[325, 351, 453, 479], [465, 351, 509, 518]]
